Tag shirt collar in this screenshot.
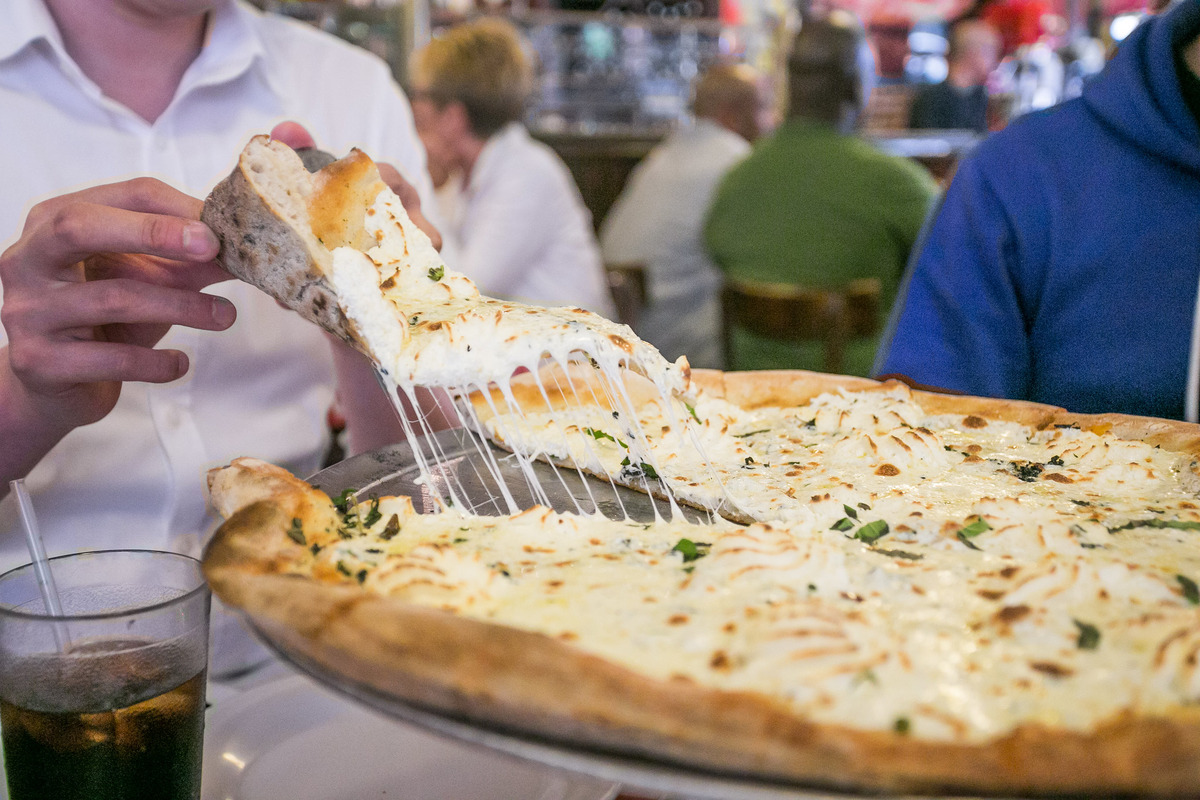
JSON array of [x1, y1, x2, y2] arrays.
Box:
[[183, 2, 281, 99], [0, 0, 277, 100], [0, 0, 66, 64]]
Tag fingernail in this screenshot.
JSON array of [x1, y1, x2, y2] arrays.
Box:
[[183, 222, 219, 256], [213, 297, 236, 328]]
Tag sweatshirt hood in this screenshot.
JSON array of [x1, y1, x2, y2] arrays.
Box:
[[1083, 0, 1200, 175]]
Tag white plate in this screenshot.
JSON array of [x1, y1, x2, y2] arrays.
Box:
[[202, 675, 620, 800]]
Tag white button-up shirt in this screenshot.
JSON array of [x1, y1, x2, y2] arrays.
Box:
[[441, 123, 615, 317], [0, 0, 434, 574], [600, 119, 750, 369]]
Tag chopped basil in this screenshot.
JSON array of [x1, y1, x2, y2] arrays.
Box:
[[355, 569, 368, 585], [857, 502, 871, 511], [684, 402, 701, 423], [309, 543, 322, 556], [956, 531, 982, 550], [452, 537, 469, 544], [361, 495, 382, 528], [958, 519, 991, 538], [286, 518, 306, 545], [830, 517, 855, 532], [1177, 574, 1200, 605], [893, 717, 911, 735], [743, 456, 755, 466], [332, 488, 356, 514], [1073, 619, 1101, 650], [336, 561, 352, 577], [427, 265, 445, 281], [619, 457, 660, 482], [872, 547, 924, 561], [379, 513, 401, 541], [1048, 455, 1065, 466], [671, 538, 712, 563], [1107, 518, 1200, 533], [1010, 461, 1045, 482], [854, 520, 890, 544], [733, 429, 770, 438], [583, 427, 628, 449], [843, 504, 859, 520]]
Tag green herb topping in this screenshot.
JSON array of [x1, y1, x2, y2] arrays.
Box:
[[287, 518, 306, 545], [583, 427, 628, 449], [853, 520, 890, 544], [1177, 574, 1199, 605], [427, 265, 445, 281], [1073, 619, 1101, 650], [362, 495, 382, 528], [672, 538, 712, 563], [379, 513, 401, 541], [1107, 518, 1200, 533]]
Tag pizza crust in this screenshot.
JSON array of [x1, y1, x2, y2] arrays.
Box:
[[204, 373, 1200, 796], [205, 456, 1200, 796]]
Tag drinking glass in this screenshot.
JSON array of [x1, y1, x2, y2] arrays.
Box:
[[0, 550, 211, 800]]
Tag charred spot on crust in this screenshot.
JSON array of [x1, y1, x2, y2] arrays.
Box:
[[380, 276, 396, 290], [607, 334, 633, 354], [996, 604, 1031, 623], [875, 464, 901, 476], [1030, 661, 1073, 678], [962, 415, 987, 429], [1043, 472, 1074, 484]]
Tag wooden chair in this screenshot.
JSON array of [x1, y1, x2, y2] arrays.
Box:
[[720, 277, 882, 374], [604, 262, 647, 328]]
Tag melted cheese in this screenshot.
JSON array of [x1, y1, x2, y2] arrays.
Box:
[[297, 382, 1200, 744]]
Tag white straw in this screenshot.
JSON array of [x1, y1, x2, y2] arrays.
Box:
[[11, 479, 69, 649]]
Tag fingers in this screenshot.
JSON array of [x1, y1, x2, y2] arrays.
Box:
[[270, 121, 317, 150], [9, 337, 191, 387], [377, 163, 444, 252], [13, 200, 219, 269], [52, 280, 237, 332]]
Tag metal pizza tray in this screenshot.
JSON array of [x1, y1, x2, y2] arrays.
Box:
[[246, 430, 980, 800]]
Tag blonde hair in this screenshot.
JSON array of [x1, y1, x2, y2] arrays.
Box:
[[410, 18, 534, 138]]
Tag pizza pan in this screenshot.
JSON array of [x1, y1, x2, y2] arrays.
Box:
[[246, 430, 984, 800]]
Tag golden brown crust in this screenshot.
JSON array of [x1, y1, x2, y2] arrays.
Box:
[[204, 373, 1200, 796], [205, 457, 1200, 796]]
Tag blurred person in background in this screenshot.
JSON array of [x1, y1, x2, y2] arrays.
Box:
[[704, 12, 938, 377], [410, 18, 615, 317], [599, 63, 761, 369], [909, 17, 1002, 132], [875, 0, 1200, 422], [0, 0, 444, 676]]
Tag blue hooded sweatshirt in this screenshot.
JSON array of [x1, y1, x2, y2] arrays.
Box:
[[874, 0, 1200, 421]]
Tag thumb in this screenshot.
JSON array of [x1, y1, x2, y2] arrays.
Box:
[[270, 121, 317, 150]]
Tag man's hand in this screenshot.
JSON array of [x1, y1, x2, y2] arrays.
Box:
[[269, 121, 443, 252], [0, 178, 234, 475]]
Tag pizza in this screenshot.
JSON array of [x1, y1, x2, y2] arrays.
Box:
[[201, 138, 1200, 796], [204, 370, 1200, 797], [201, 136, 687, 395]]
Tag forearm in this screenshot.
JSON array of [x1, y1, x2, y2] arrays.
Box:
[[0, 347, 75, 499]]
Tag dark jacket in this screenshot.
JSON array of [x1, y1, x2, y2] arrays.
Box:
[[875, 0, 1200, 420]]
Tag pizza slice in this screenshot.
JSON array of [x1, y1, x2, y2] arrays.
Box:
[[202, 136, 689, 397]]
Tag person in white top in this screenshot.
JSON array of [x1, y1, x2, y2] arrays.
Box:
[[599, 64, 761, 369], [0, 0, 444, 673], [409, 18, 616, 317]]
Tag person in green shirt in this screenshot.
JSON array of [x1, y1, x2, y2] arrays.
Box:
[[704, 12, 938, 376]]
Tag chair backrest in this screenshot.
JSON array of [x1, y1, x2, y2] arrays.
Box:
[[604, 262, 647, 328], [720, 277, 882, 373]]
